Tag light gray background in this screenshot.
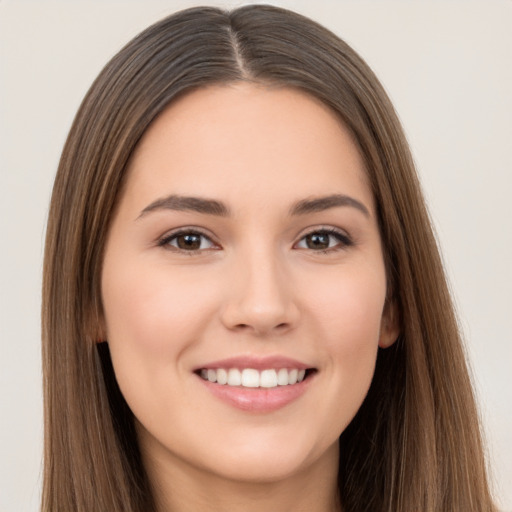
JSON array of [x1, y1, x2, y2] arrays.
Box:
[[1, 1, 511, 510]]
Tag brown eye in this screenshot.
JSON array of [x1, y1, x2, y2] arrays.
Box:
[[304, 232, 330, 250], [160, 231, 216, 252], [176, 233, 202, 250], [296, 229, 352, 251]]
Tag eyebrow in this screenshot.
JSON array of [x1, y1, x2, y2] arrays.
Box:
[[137, 193, 370, 219], [289, 194, 370, 217], [138, 195, 230, 218]]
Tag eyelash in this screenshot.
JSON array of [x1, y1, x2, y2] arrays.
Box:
[[157, 227, 353, 255], [295, 228, 353, 254], [157, 229, 218, 254]]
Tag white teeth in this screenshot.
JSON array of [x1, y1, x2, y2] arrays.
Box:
[[277, 368, 289, 385], [227, 368, 242, 386], [242, 369, 260, 387], [216, 368, 228, 385], [260, 369, 278, 388], [199, 367, 309, 388]]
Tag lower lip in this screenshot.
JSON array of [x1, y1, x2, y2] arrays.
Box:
[[197, 374, 313, 413]]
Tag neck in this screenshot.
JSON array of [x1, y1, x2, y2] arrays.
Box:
[[143, 440, 341, 512]]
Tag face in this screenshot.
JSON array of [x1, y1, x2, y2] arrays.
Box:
[[101, 84, 398, 485]]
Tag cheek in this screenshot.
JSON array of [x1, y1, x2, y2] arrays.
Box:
[[100, 260, 224, 406], [306, 261, 387, 349], [100, 262, 221, 426], [102, 262, 217, 350], [301, 261, 386, 419]]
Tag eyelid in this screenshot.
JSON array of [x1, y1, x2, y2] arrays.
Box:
[[157, 227, 220, 251], [293, 226, 353, 252]]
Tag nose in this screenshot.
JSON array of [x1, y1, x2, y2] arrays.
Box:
[[220, 249, 300, 336]]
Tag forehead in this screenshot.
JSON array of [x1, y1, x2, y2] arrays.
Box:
[[123, 83, 372, 213]]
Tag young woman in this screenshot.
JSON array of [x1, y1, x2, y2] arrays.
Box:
[[41, 5, 497, 511]]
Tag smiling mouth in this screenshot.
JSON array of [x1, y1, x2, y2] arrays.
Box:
[[196, 368, 316, 388]]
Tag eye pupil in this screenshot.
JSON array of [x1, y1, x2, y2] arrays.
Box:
[[306, 233, 330, 250], [177, 234, 201, 250]]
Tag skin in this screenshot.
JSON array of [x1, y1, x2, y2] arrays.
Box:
[[101, 83, 399, 512]]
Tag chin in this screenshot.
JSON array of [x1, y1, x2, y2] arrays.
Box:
[[216, 454, 309, 483], [193, 431, 339, 485]]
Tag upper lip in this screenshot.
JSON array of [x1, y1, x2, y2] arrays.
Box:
[[194, 355, 313, 371]]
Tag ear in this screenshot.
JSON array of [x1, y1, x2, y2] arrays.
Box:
[[378, 299, 400, 349]]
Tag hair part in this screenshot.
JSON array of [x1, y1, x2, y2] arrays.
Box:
[[42, 5, 496, 511]]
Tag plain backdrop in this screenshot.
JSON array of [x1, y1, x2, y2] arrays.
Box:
[[1, 1, 511, 510]]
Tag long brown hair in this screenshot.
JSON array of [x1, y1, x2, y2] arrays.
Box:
[[42, 5, 496, 511]]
